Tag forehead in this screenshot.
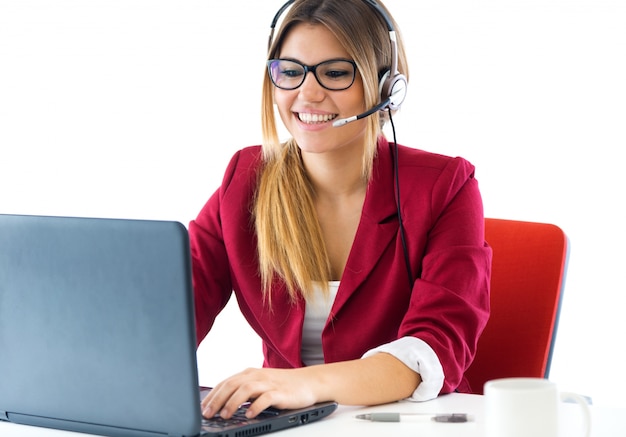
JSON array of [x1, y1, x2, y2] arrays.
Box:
[[278, 22, 351, 62]]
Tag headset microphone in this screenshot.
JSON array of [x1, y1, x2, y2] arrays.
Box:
[[332, 98, 391, 127], [332, 73, 407, 127]]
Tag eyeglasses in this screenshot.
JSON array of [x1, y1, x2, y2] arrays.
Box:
[[267, 58, 357, 91]]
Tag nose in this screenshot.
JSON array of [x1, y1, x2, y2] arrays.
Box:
[[298, 71, 325, 101]]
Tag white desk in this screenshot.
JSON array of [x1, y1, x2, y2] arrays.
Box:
[[1, 393, 622, 436]]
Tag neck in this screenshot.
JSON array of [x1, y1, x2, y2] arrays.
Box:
[[301, 147, 367, 199]]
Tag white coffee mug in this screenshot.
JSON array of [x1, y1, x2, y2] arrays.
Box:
[[484, 377, 591, 437]]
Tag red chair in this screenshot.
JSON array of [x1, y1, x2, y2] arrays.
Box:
[[464, 218, 569, 394]]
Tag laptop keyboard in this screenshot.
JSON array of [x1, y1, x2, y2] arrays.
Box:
[[202, 403, 282, 429]]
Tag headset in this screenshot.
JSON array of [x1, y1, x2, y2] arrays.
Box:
[[267, 0, 408, 128]]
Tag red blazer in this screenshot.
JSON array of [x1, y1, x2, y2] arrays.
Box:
[[190, 138, 491, 394]]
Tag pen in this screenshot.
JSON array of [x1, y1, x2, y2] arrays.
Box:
[[355, 412, 471, 423]]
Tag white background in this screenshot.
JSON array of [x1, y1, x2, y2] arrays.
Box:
[[1, 0, 625, 408]]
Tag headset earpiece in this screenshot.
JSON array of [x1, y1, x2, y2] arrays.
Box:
[[380, 70, 407, 111]]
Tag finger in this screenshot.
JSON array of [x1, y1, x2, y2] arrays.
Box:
[[244, 392, 279, 419], [220, 382, 269, 419], [200, 370, 253, 418], [201, 394, 220, 419], [200, 388, 214, 410], [204, 378, 264, 419], [201, 383, 233, 419]]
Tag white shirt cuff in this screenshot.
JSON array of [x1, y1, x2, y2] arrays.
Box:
[[362, 336, 444, 401]]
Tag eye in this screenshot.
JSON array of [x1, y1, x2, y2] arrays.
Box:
[[318, 61, 355, 83], [324, 69, 350, 80], [273, 60, 304, 79], [281, 67, 304, 78]]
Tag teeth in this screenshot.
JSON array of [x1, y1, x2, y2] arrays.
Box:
[[298, 113, 337, 124]]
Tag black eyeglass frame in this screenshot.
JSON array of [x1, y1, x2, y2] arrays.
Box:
[[266, 58, 358, 91]]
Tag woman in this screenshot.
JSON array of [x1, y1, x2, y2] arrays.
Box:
[[192, 0, 491, 420]]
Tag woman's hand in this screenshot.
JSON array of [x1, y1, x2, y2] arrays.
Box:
[[201, 367, 321, 419], [200, 353, 421, 420]]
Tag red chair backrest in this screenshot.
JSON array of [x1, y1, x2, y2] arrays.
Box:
[[464, 218, 569, 394]]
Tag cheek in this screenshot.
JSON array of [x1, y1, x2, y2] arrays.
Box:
[[350, 94, 367, 113], [273, 91, 294, 123], [347, 79, 367, 112]]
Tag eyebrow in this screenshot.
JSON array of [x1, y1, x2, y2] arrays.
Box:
[[277, 57, 355, 65]]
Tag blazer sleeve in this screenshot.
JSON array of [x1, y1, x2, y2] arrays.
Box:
[[399, 154, 492, 394], [189, 148, 255, 346]]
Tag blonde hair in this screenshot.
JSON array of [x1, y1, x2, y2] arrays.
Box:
[[255, 0, 409, 303]]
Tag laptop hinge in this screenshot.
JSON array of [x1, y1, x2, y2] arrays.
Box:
[[0, 410, 8, 421]]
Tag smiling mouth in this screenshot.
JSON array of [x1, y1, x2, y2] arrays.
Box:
[[297, 112, 338, 124]]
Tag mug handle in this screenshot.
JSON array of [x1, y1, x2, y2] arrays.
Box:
[[561, 392, 592, 437]]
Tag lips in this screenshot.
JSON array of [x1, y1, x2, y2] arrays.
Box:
[[297, 112, 338, 124]]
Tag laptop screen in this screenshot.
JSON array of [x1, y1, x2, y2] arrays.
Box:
[[0, 214, 202, 437]]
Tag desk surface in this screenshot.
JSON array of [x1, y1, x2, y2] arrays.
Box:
[[0, 393, 622, 437]]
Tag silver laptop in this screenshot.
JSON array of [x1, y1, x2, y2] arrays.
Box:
[[0, 213, 336, 437]]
